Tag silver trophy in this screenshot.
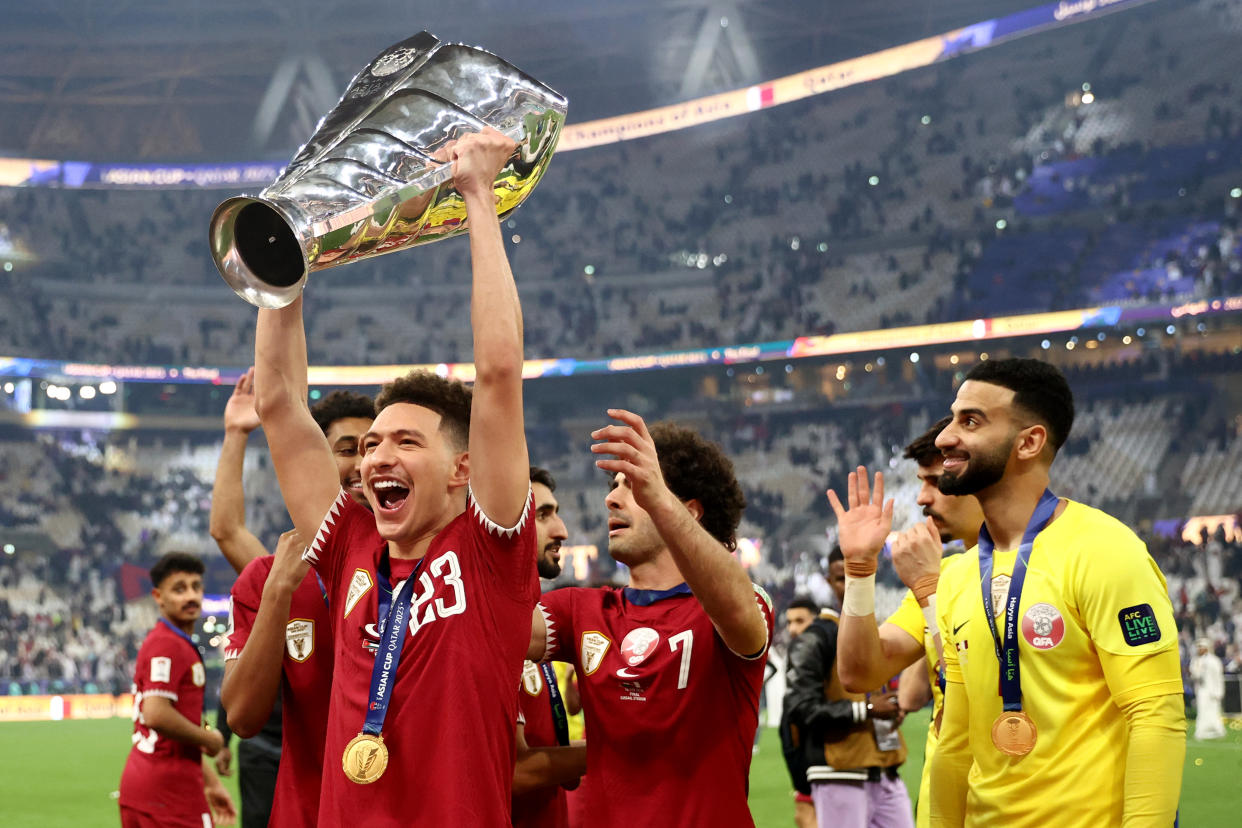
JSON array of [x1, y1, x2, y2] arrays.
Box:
[[210, 31, 567, 308]]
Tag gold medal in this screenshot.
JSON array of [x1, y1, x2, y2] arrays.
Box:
[[991, 710, 1037, 756], [342, 732, 389, 784]]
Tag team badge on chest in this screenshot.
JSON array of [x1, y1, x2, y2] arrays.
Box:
[[990, 575, 1011, 617], [286, 619, 314, 662], [521, 661, 543, 696], [1021, 603, 1064, 650], [581, 632, 611, 676], [619, 628, 660, 667], [344, 569, 373, 619]]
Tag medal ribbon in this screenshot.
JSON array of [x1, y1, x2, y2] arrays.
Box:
[[159, 617, 204, 663], [539, 662, 571, 746], [361, 550, 425, 737], [314, 570, 330, 610], [977, 489, 1059, 712]]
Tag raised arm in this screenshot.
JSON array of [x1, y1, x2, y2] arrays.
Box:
[[455, 130, 529, 527], [210, 368, 268, 575], [828, 467, 913, 690], [592, 409, 768, 657], [253, 296, 341, 543], [221, 531, 306, 738]]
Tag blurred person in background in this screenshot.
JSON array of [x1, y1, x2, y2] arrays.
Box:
[[1190, 638, 1226, 740], [118, 552, 236, 827], [778, 595, 824, 828], [782, 548, 912, 828]]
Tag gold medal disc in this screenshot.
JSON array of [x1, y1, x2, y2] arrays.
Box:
[[342, 732, 389, 784], [991, 711, 1037, 756]]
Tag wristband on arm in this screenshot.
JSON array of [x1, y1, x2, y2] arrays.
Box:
[[842, 574, 876, 616]]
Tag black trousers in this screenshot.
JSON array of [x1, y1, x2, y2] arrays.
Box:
[[238, 739, 280, 827]]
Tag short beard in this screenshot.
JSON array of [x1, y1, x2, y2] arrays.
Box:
[[939, 443, 1009, 496], [537, 550, 562, 580]]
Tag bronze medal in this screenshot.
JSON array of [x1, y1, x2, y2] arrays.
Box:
[[342, 732, 389, 784], [991, 710, 1037, 756]]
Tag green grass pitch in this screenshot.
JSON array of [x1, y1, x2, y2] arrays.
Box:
[[0, 711, 1237, 826]]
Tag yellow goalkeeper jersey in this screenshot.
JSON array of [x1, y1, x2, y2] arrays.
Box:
[[936, 500, 1181, 828], [886, 553, 965, 828]]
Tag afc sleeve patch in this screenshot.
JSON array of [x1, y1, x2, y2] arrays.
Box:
[[1118, 604, 1161, 646], [150, 656, 172, 684]]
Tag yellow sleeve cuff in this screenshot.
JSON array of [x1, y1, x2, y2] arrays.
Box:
[[1100, 647, 1185, 708]]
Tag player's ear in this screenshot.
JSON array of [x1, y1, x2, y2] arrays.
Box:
[[682, 498, 704, 522], [150, 587, 160, 602], [1014, 424, 1048, 462], [449, 450, 470, 489]]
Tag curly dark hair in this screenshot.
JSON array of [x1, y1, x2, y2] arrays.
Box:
[[374, 370, 472, 450], [310, 390, 375, 436], [903, 415, 952, 465], [149, 551, 204, 589], [650, 422, 746, 551]]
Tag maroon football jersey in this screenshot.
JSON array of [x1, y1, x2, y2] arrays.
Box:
[[538, 583, 774, 828], [303, 487, 538, 826], [118, 621, 211, 827], [512, 661, 570, 828], [225, 554, 333, 828]]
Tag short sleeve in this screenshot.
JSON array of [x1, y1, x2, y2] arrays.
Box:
[[727, 583, 776, 661], [224, 556, 270, 660], [137, 638, 192, 702], [538, 588, 578, 665], [466, 485, 538, 601], [884, 588, 927, 646], [1074, 532, 1177, 658], [303, 489, 373, 586]]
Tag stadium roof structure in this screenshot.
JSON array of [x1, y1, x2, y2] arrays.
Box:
[[0, 0, 1048, 162]]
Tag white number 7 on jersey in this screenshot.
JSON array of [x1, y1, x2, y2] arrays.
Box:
[[669, 630, 693, 690]]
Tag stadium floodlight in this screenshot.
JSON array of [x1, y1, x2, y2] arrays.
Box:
[[3, 544, 14, 555], [79, 386, 96, 400], [2, 382, 12, 394], [99, 380, 117, 395]]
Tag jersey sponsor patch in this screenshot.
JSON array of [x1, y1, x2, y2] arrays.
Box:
[[191, 662, 206, 687], [1021, 602, 1065, 650], [150, 656, 172, 684], [1118, 603, 1161, 646], [581, 631, 611, 676], [344, 568, 373, 619], [521, 660, 543, 696], [286, 619, 314, 662], [620, 627, 660, 667]]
